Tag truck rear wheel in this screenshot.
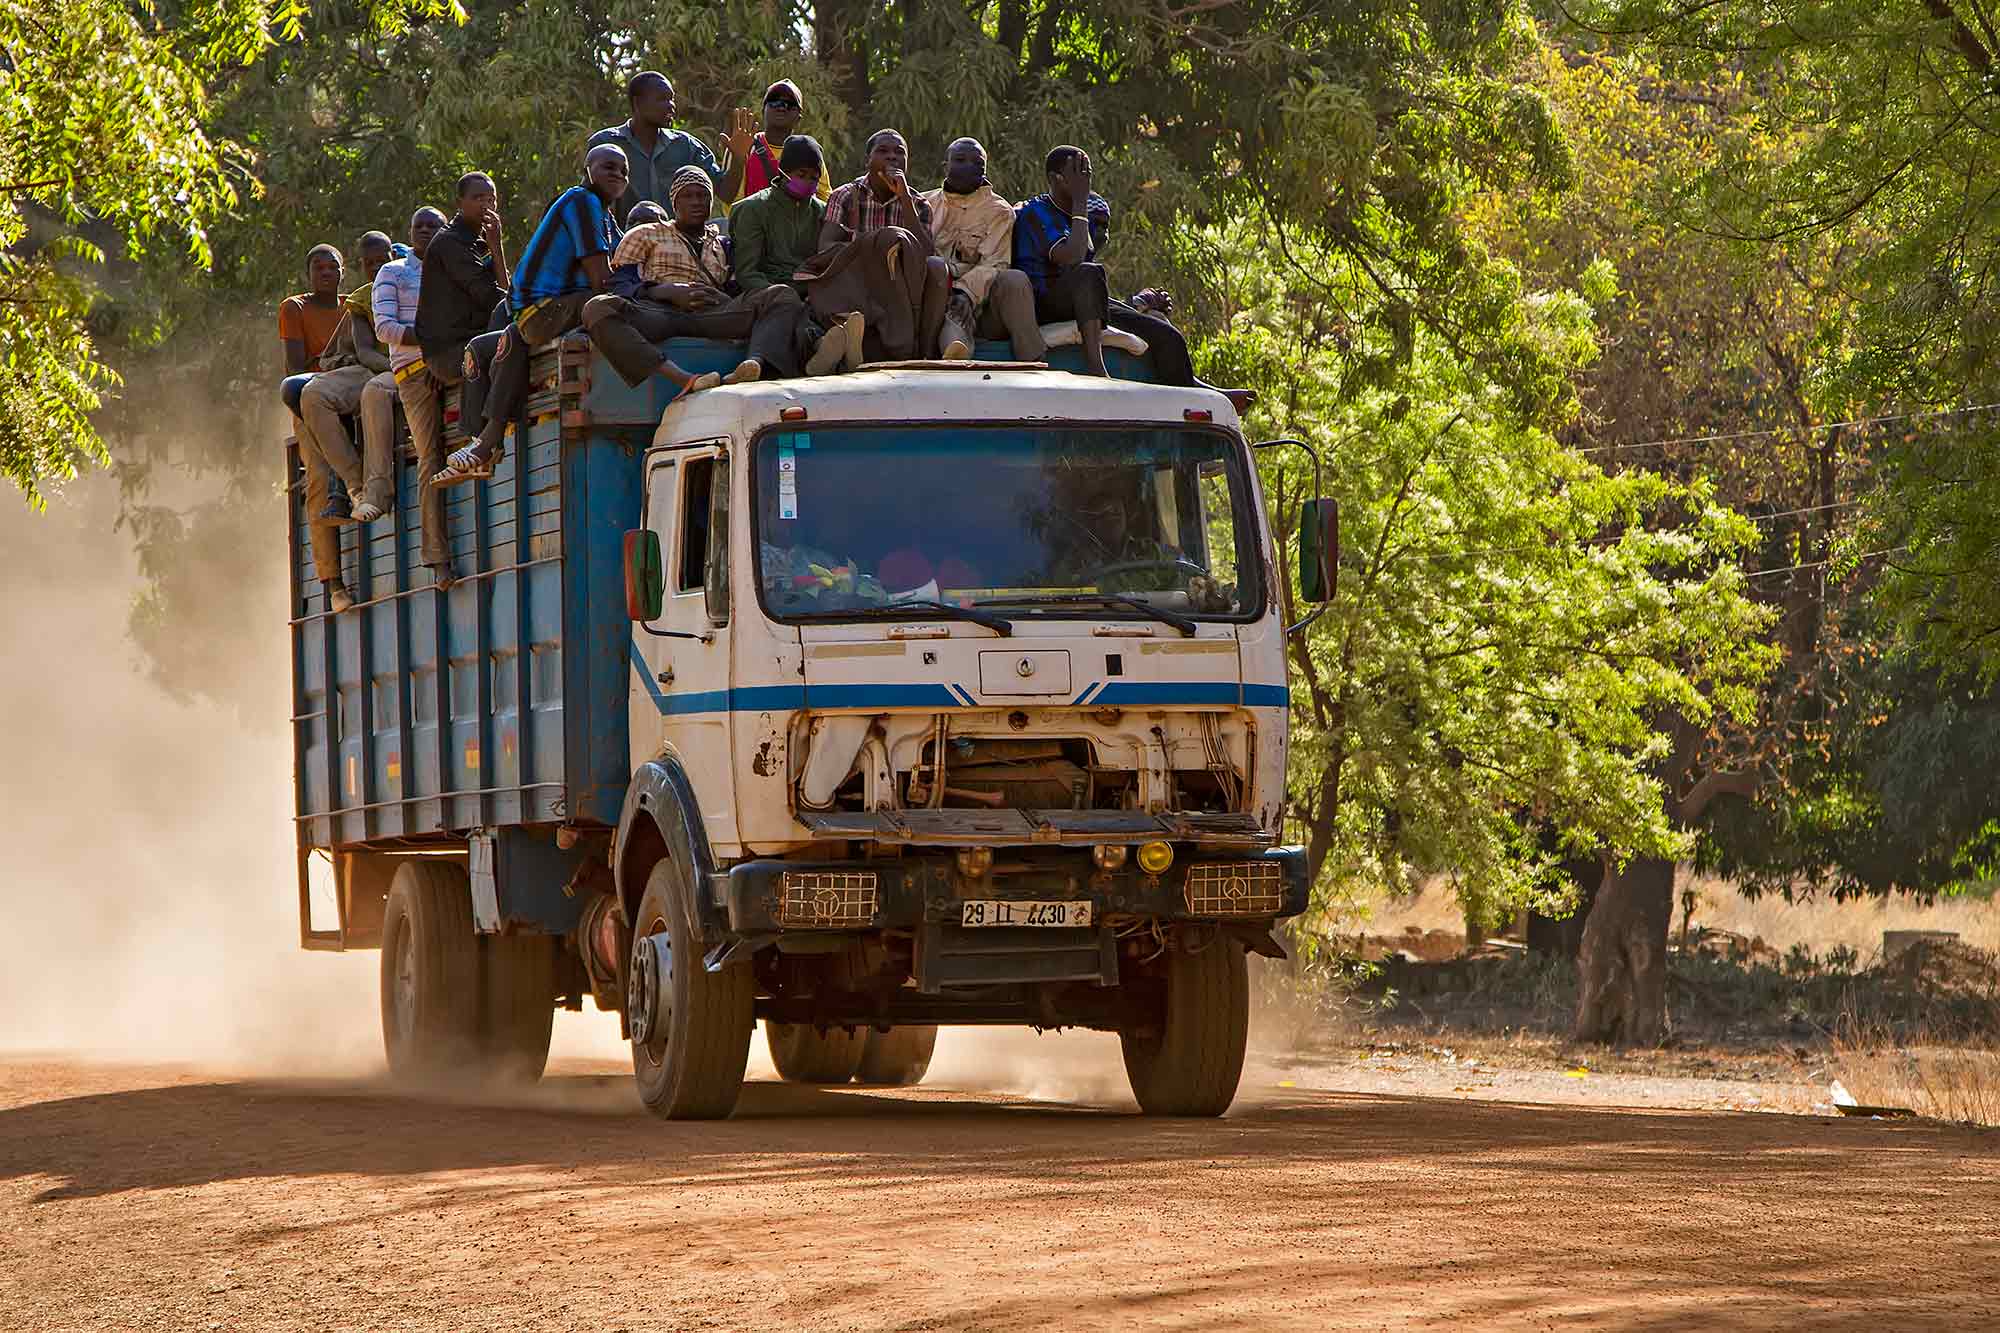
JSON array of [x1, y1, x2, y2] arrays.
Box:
[[766, 1022, 867, 1083], [381, 859, 482, 1080], [1119, 932, 1248, 1116], [853, 1025, 938, 1086], [482, 933, 556, 1083], [628, 858, 754, 1119]]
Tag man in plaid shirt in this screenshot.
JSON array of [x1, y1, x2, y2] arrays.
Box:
[[799, 129, 957, 361], [583, 165, 845, 388]]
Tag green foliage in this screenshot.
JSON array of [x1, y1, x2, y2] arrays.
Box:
[[0, 0, 458, 506], [1199, 215, 1775, 923], [1567, 1, 2000, 673]]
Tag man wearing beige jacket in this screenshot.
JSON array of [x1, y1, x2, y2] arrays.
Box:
[[921, 138, 1045, 361]]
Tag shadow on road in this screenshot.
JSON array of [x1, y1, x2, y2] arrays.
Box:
[[1, 1064, 1989, 1205]]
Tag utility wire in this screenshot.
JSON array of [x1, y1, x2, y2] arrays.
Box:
[[1572, 402, 2000, 457]]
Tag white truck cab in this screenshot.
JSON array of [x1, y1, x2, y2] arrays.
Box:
[[610, 365, 1330, 1117]]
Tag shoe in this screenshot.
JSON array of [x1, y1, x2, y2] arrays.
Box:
[[841, 312, 866, 371], [350, 500, 384, 524], [724, 358, 763, 385], [806, 324, 847, 376], [1221, 388, 1258, 413], [318, 495, 353, 524], [1101, 327, 1149, 356], [667, 371, 721, 405], [432, 441, 502, 487], [940, 339, 971, 361], [328, 582, 355, 614]]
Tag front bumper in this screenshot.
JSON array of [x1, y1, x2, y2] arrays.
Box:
[[710, 845, 1309, 934]]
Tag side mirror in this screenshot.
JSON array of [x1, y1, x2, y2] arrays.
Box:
[[623, 529, 663, 621], [1299, 498, 1338, 603]]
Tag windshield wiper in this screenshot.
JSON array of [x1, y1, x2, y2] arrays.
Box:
[[974, 593, 1198, 637], [841, 599, 1014, 636]]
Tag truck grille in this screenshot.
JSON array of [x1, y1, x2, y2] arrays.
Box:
[[778, 871, 879, 927], [1183, 862, 1284, 917]]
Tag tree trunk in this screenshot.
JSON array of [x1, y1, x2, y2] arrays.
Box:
[[1572, 856, 1674, 1045], [814, 0, 872, 126], [1525, 855, 1602, 959]]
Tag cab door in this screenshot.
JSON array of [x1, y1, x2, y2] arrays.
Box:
[[632, 441, 738, 849]]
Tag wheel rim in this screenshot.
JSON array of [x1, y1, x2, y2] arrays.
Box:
[[630, 914, 672, 1068], [392, 919, 419, 1046]]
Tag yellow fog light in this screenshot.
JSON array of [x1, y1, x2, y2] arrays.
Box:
[[1092, 844, 1129, 872], [956, 846, 994, 879], [1136, 841, 1175, 876]]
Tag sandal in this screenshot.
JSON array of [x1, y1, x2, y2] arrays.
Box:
[[666, 370, 721, 405], [431, 441, 502, 488]]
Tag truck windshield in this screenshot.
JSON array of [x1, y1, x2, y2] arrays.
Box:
[[754, 425, 1264, 622]]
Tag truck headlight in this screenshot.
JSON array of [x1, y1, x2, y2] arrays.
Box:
[[1137, 841, 1174, 875], [956, 847, 994, 879], [1093, 844, 1129, 871]]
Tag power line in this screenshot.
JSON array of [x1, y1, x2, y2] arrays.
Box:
[[1739, 547, 1909, 581], [1573, 402, 2000, 457]]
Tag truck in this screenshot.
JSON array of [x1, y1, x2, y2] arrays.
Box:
[[288, 331, 1336, 1117]]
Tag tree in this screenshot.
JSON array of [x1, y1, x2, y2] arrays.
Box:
[[0, 0, 457, 507], [1196, 217, 1775, 941], [1566, 0, 2000, 673]]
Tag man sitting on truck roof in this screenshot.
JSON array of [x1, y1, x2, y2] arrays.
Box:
[[587, 71, 737, 222], [922, 137, 1045, 362], [583, 164, 829, 388], [800, 129, 954, 361], [434, 145, 632, 488], [1014, 145, 1255, 412]]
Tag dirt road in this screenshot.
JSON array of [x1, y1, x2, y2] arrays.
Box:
[[1, 1057, 1995, 1330]]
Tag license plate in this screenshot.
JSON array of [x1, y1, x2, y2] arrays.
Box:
[[960, 899, 1093, 929]]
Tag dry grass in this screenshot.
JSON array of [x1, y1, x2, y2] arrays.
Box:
[[1349, 873, 2000, 961], [1833, 1038, 2000, 1127]]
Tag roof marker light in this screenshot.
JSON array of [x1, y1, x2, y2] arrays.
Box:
[[1184, 409, 1213, 423], [780, 406, 809, 421]]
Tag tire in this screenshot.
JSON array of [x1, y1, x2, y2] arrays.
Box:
[[853, 1025, 938, 1086], [766, 1021, 867, 1084], [482, 933, 556, 1083], [1119, 933, 1249, 1116], [629, 858, 754, 1119], [380, 859, 482, 1081]]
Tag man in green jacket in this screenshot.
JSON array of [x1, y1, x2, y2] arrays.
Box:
[[731, 135, 828, 294], [730, 135, 862, 371]]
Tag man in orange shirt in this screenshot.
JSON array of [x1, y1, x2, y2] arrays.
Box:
[[279, 245, 347, 376]]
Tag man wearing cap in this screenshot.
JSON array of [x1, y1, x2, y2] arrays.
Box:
[[588, 71, 740, 220], [802, 128, 953, 361], [583, 164, 839, 390], [730, 80, 830, 203], [922, 136, 1044, 361]]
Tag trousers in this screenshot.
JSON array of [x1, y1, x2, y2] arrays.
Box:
[[940, 267, 1046, 360], [1032, 262, 1195, 385], [582, 285, 812, 387], [393, 364, 452, 567], [478, 291, 593, 451]]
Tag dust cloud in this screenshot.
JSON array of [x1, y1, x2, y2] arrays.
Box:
[[0, 469, 628, 1076]]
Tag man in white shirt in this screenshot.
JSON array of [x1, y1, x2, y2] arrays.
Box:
[[372, 207, 449, 575], [921, 137, 1044, 360]]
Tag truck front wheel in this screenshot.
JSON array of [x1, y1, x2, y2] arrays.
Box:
[[380, 860, 482, 1080], [1119, 932, 1249, 1116], [766, 1022, 866, 1083], [853, 1025, 938, 1086], [628, 858, 754, 1119]]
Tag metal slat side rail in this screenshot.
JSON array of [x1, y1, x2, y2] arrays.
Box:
[[393, 446, 415, 842], [294, 781, 568, 821], [474, 449, 494, 832], [357, 455, 378, 846], [285, 556, 561, 625], [431, 506, 450, 838]]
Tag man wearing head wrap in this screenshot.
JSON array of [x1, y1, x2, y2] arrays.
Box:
[[921, 136, 1045, 361], [728, 79, 830, 202], [798, 128, 953, 361], [583, 163, 838, 388]]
